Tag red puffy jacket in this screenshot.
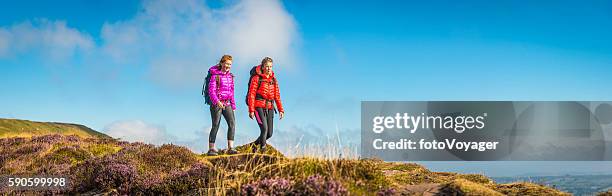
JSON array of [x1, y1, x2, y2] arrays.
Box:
[[247, 65, 283, 113]]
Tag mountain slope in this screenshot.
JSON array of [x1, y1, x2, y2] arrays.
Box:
[[0, 118, 110, 139]]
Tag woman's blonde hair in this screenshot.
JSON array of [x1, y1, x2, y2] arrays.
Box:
[[261, 57, 273, 65], [219, 55, 233, 64]]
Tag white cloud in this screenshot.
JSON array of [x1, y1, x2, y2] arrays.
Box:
[[103, 120, 218, 154], [104, 120, 176, 145], [0, 0, 299, 88], [217, 0, 299, 66], [98, 0, 299, 87], [0, 19, 94, 60]]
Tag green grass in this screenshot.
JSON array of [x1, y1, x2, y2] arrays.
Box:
[[0, 118, 110, 139], [86, 143, 122, 157]]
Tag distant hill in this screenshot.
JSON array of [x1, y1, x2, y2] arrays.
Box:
[[0, 118, 110, 139]]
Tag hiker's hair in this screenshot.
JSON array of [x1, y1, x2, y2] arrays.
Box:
[[219, 55, 233, 64], [261, 57, 273, 65]]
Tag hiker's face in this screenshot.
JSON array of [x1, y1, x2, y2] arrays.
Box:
[[263, 62, 272, 74], [221, 60, 232, 72]]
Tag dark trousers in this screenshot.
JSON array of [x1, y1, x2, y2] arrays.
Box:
[[255, 108, 274, 146], [209, 105, 235, 143]]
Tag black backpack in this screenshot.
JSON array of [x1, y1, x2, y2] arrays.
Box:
[[202, 71, 220, 105], [245, 65, 276, 106]]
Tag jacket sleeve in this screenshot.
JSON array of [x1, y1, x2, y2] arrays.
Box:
[[208, 75, 219, 105], [230, 76, 236, 110], [274, 79, 284, 113], [248, 76, 259, 113]]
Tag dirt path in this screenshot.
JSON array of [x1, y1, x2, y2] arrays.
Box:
[[400, 183, 442, 196], [382, 170, 443, 195]]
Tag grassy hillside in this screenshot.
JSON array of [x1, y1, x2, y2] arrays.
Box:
[[0, 133, 576, 195], [0, 118, 110, 139]]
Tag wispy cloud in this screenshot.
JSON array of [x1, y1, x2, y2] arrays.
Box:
[[0, 0, 299, 88], [99, 0, 299, 87], [104, 120, 177, 145], [0, 19, 94, 60]]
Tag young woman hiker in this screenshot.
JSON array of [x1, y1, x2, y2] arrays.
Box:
[[205, 55, 238, 156], [247, 57, 284, 152]]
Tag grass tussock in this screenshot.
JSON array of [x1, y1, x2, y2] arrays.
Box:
[[439, 178, 503, 196], [494, 182, 571, 196], [598, 190, 612, 196]]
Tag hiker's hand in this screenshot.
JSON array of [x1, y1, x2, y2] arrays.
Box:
[[217, 101, 225, 108], [249, 112, 255, 119], [279, 112, 284, 120]]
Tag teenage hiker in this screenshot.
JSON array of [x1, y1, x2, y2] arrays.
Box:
[[247, 57, 284, 152], [202, 55, 238, 156]]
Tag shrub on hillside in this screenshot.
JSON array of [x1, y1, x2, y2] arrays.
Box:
[[241, 177, 293, 195], [241, 174, 348, 196], [147, 162, 219, 194]]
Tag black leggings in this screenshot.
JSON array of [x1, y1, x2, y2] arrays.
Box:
[[209, 105, 235, 143], [255, 108, 274, 146]]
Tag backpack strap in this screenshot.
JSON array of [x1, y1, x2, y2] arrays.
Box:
[[257, 75, 263, 89], [215, 75, 220, 95]]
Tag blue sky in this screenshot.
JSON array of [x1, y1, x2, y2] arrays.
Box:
[[1, 0, 612, 177]]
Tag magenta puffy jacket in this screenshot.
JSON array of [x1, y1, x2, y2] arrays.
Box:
[[208, 65, 236, 110]]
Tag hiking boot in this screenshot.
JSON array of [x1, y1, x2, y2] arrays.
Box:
[[251, 143, 260, 153], [227, 148, 238, 155], [207, 148, 218, 156], [258, 146, 267, 153]]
